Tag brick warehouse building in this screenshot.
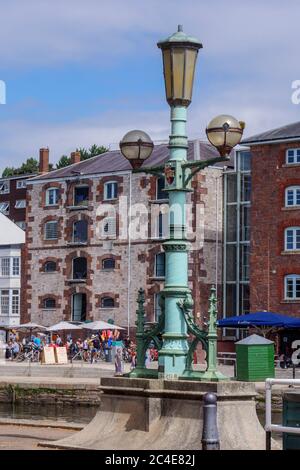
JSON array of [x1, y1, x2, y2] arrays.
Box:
[[22, 141, 228, 332], [241, 121, 300, 348]]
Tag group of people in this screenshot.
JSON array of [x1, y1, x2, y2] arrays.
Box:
[[3, 328, 143, 371]]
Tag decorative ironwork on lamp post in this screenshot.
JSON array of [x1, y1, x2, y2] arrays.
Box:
[[120, 25, 245, 380]]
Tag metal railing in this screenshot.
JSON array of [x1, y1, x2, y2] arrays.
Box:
[[265, 378, 300, 450]]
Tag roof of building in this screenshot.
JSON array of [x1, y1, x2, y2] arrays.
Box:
[[235, 334, 274, 345], [0, 173, 37, 181], [29, 140, 233, 182], [0, 213, 25, 245], [241, 121, 300, 145]]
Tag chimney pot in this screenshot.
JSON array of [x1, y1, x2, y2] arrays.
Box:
[[39, 148, 49, 174], [71, 151, 81, 165]]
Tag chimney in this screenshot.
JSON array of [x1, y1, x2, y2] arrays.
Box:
[[71, 151, 81, 165], [39, 148, 49, 173]]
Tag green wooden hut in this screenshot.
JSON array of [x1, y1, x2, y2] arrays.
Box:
[[235, 334, 275, 381]]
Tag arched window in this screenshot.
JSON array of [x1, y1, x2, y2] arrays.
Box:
[[285, 275, 300, 300], [285, 227, 300, 251], [44, 221, 58, 240], [44, 261, 57, 272], [285, 186, 300, 207], [101, 297, 115, 308], [73, 220, 88, 243], [73, 257, 87, 279], [45, 188, 59, 206], [155, 253, 165, 277], [102, 258, 115, 270], [104, 181, 118, 200], [43, 298, 56, 309]]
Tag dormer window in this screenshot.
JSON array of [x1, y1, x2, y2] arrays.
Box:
[[286, 148, 300, 164]]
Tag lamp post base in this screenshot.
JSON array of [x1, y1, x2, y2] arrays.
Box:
[[199, 369, 229, 382], [128, 367, 158, 379]]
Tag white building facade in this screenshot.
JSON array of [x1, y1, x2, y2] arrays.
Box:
[[0, 213, 25, 336]]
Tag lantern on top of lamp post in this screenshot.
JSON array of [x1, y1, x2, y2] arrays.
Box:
[[157, 24, 203, 107]]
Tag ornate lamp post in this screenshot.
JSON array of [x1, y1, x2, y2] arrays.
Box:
[[120, 26, 244, 380]]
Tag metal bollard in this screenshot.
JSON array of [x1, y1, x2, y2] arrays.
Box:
[[201, 392, 220, 450]]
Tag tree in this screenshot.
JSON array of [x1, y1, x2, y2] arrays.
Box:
[[77, 144, 108, 161], [56, 155, 71, 169], [2, 158, 39, 177]]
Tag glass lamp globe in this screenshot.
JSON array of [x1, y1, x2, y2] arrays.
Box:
[[119, 130, 154, 169], [206, 115, 245, 157]]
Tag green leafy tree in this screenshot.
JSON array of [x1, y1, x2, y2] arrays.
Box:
[[56, 155, 71, 169], [77, 144, 108, 161], [2, 158, 39, 177]]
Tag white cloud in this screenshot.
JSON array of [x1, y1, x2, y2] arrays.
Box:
[[1, 0, 300, 171]]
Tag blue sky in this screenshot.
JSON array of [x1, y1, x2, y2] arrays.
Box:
[[0, 0, 300, 172]]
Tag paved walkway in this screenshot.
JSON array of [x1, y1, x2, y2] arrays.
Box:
[[0, 424, 76, 450]]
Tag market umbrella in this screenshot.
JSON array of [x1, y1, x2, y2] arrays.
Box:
[[82, 320, 125, 331], [47, 321, 83, 332], [14, 322, 47, 332], [217, 312, 300, 329]]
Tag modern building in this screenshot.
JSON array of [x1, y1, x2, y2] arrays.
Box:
[[222, 148, 251, 339], [0, 213, 25, 338], [22, 141, 229, 331]]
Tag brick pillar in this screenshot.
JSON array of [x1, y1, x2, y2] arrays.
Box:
[[71, 151, 81, 165], [39, 148, 49, 174]]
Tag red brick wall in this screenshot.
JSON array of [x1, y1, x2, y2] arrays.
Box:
[[250, 141, 300, 317]]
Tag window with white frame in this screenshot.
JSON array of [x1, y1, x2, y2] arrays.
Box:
[[12, 257, 20, 276], [0, 290, 9, 315], [285, 186, 300, 207], [102, 217, 116, 237], [12, 290, 20, 315], [286, 149, 300, 164], [15, 199, 26, 209], [0, 181, 9, 194], [285, 227, 300, 251], [104, 182, 118, 200], [285, 274, 300, 300], [0, 257, 21, 277], [15, 221, 26, 231], [46, 188, 59, 206], [0, 202, 9, 214], [44, 221, 58, 240], [0, 289, 20, 316], [16, 180, 27, 189], [1, 258, 10, 277]]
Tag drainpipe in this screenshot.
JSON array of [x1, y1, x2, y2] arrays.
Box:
[[127, 172, 132, 336]]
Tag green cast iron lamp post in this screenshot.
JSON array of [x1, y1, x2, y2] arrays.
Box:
[[120, 26, 244, 380]]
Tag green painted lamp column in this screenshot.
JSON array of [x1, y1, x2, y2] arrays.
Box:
[[157, 26, 203, 379]]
